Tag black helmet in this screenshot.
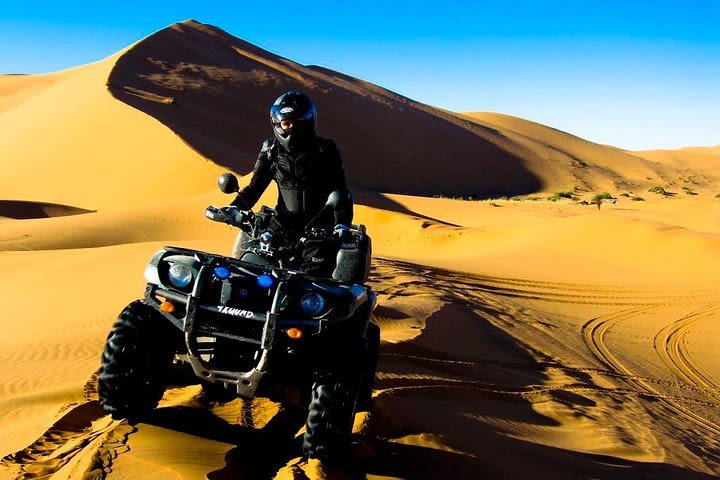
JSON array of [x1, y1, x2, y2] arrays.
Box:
[[270, 90, 317, 150]]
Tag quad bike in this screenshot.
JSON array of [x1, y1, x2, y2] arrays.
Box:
[[98, 173, 379, 459]]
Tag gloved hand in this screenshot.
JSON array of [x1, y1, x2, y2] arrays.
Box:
[[205, 205, 225, 222], [333, 224, 352, 241], [221, 206, 246, 225]]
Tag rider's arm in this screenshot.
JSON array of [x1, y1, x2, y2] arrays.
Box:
[[231, 142, 273, 210], [324, 140, 354, 226]]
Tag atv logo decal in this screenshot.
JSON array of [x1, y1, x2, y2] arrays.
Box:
[[341, 242, 358, 249], [310, 256, 324, 263], [217, 306, 254, 318]]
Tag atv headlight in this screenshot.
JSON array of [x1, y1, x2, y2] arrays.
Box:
[[168, 263, 193, 288], [300, 293, 326, 316]]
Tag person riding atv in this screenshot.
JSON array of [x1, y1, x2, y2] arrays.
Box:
[[231, 90, 353, 278], [97, 92, 379, 462]]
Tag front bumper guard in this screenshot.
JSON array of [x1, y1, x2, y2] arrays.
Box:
[[144, 268, 373, 398]]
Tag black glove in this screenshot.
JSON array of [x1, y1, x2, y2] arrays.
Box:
[[221, 206, 245, 225], [205, 205, 245, 225], [205, 205, 226, 222], [334, 224, 358, 248], [333, 224, 351, 238]]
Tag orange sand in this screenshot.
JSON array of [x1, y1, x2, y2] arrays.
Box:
[[1, 20, 719, 479]]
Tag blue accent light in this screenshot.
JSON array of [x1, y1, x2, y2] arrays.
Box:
[[213, 266, 231, 280], [238, 288, 249, 298], [257, 274, 274, 289]]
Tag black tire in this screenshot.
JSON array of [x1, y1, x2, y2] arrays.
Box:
[[356, 321, 380, 411], [98, 300, 179, 420], [302, 379, 359, 460], [200, 381, 237, 404], [356, 322, 380, 412]]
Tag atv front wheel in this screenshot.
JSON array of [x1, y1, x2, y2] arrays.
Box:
[[356, 321, 380, 411], [302, 379, 359, 459], [98, 300, 179, 420]]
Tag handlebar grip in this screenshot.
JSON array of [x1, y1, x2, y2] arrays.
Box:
[[224, 206, 246, 225], [205, 206, 228, 223]]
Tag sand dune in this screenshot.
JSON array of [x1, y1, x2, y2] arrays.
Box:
[[461, 112, 658, 189], [633, 145, 720, 181], [1, 19, 720, 480], [0, 54, 225, 210], [459, 112, 717, 195], [0, 72, 67, 113], [678, 145, 720, 155], [106, 20, 543, 199]]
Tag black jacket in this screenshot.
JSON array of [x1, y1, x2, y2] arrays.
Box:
[[232, 137, 353, 232]]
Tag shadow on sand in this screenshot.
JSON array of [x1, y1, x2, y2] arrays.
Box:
[[0, 200, 95, 219]]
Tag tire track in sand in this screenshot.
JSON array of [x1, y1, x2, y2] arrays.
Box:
[[373, 258, 720, 306], [582, 305, 720, 437], [654, 304, 720, 402], [0, 401, 133, 479], [376, 376, 717, 408], [379, 352, 714, 397], [375, 258, 720, 399]]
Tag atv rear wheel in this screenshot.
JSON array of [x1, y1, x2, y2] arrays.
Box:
[[98, 300, 179, 420], [302, 378, 359, 460]]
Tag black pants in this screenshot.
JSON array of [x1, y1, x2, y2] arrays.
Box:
[[232, 215, 338, 278]]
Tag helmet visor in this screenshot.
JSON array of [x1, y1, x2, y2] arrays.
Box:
[[270, 103, 315, 123], [277, 118, 312, 131]]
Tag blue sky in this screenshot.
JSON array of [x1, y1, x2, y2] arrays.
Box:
[[1, 1, 718, 150]]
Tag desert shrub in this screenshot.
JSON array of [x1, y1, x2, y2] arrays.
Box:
[[648, 186, 666, 195], [715, 193, 720, 199], [631, 196, 645, 201], [620, 193, 630, 197], [590, 192, 613, 208], [681, 187, 697, 195], [526, 196, 541, 201], [591, 192, 613, 202], [548, 191, 574, 202]]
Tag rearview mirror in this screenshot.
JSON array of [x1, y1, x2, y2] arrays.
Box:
[[218, 173, 239, 194]]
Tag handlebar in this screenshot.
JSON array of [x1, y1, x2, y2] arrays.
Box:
[[206, 204, 351, 266], [205, 205, 253, 232]]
